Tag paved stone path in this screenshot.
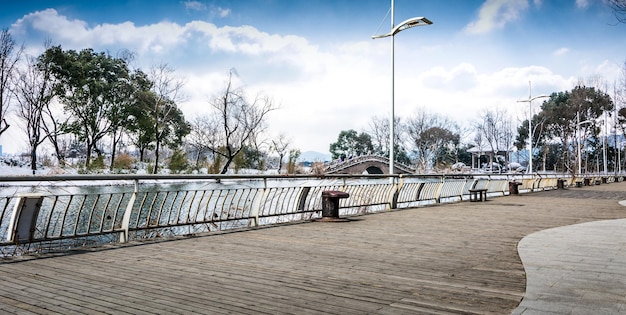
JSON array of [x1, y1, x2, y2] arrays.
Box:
[[515, 218, 626, 314]]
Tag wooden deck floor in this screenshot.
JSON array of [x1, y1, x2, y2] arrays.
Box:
[[2, 183, 626, 314]]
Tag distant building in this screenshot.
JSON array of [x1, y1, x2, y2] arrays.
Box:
[[467, 144, 514, 169]]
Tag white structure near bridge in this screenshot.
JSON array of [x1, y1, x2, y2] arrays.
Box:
[[467, 144, 516, 171]]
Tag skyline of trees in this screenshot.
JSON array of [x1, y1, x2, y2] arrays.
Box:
[[2, 26, 626, 174]]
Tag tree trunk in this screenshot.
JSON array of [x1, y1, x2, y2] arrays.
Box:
[[110, 131, 120, 171], [153, 140, 160, 174], [85, 141, 92, 169], [30, 146, 37, 175], [277, 154, 284, 173], [221, 157, 233, 174]]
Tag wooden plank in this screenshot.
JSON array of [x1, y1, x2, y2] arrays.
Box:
[[0, 183, 625, 314]]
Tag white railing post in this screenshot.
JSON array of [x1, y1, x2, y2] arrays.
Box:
[[120, 179, 138, 243], [434, 177, 444, 203], [388, 175, 402, 210], [250, 178, 267, 227]]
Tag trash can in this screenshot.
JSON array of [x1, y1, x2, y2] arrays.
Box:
[[557, 179, 565, 189], [321, 190, 349, 220], [508, 182, 522, 195]]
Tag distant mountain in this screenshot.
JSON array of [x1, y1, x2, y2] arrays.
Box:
[[299, 151, 331, 163]]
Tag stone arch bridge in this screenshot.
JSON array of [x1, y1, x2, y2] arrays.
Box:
[[325, 155, 415, 174]]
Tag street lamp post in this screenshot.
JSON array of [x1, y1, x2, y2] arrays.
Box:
[[516, 81, 548, 174], [372, 0, 431, 174], [577, 112, 593, 174]]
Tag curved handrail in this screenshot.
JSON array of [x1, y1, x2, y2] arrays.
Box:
[[0, 172, 621, 256]]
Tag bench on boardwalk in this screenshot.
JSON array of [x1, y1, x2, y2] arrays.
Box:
[[469, 188, 488, 202]]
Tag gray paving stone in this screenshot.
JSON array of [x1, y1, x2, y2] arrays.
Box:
[[514, 218, 626, 314]]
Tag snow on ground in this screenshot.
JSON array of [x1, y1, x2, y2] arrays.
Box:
[[0, 164, 80, 176]]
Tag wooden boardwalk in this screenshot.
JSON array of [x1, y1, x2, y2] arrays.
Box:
[[1, 182, 626, 314]]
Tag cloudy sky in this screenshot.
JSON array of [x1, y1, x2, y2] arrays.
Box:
[[1, 0, 624, 155]]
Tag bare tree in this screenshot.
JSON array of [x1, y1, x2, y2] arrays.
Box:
[[271, 134, 290, 173], [12, 53, 55, 174], [0, 28, 24, 138], [366, 115, 411, 164], [609, 0, 626, 23], [475, 108, 514, 168], [616, 62, 626, 135], [406, 107, 460, 171], [148, 63, 188, 173], [367, 115, 389, 155], [187, 115, 219, 168], [207, 70, 277, 174]]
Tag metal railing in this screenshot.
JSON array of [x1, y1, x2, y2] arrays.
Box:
[[0, 172, 619, 256]]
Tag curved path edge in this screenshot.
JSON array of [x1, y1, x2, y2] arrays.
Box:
[[513, 216, 626, 314]]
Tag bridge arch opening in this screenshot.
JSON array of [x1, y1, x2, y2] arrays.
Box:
[[365, 166, 384, 174]]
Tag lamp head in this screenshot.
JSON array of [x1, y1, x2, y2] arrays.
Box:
[[372, 17, 432, 39]]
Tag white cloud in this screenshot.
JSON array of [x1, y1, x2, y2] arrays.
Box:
[[576, 0, 590, 9], [553, 47, 570, 56], [2, 7, 619, 155], [183, 1, 207, 11], [464, 0, 529, 34], [422, 63, 479, 91], [215, 7, 231, 18], [186, 22, 312, 56], [11, 9, 188, 54]]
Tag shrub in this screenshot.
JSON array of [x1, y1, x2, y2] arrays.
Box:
[[168, 149, 189, 173], [113, 153, 134, 170], [88, 155, 105, 171]]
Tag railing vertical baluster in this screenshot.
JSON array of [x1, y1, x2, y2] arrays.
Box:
[[72, 195, 87, 237], [202, 190, 215, 222], [98, 195, 113, 234], [43, 196, 58, 239], [141, 192, 156, 228], [172, 191, 185, 224], [186, 191, 198, 224], [56, 195, 73, 238], [232, 189, 244, 218], [155, 191, 169, 227], [109, 193, 125, 232], [217, 190, 228, 220], [192, 190, 206, 222], [296, 187, 310, 211], [85, 195, 100, 235]]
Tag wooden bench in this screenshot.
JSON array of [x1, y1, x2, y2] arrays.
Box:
[[469, 189, 488, 202]]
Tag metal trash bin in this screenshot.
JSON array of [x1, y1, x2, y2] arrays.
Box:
[[321, 190, 349, 221], [508, 182, 522, 195]]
